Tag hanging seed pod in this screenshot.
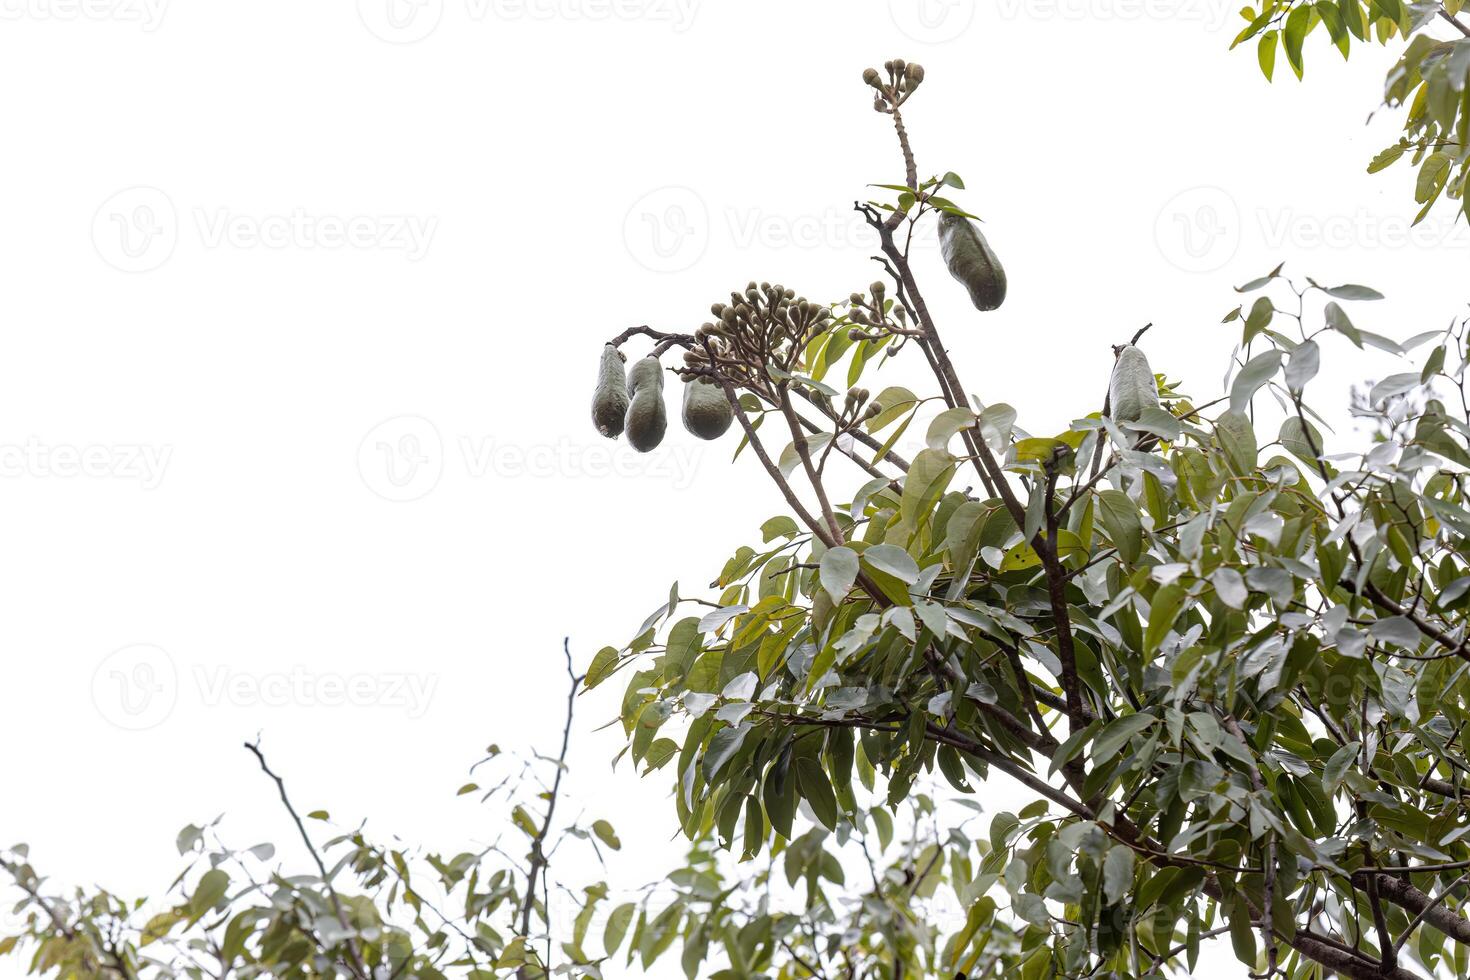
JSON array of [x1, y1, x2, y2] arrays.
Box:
[[625, 356, 668, 453], [1108, 344, 1160, 424], [938, 212, 1007, 312], [681, 376, 733, 440], [591, 344, 629, 439]]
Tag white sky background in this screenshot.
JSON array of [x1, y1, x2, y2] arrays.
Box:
[[0, 1, 1466, 977]]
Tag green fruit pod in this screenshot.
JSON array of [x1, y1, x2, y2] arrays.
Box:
[[938, 212, 1007, 312], [591, 344, 629, 439], [681, 377, 733, 440], [625, 356, 667, 453], [1109, 344, 1159, 423]]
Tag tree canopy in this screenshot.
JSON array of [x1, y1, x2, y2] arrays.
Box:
[[9, 12, 1470, 980], [591, 53, 1470, 980], [1235, 0, 1470, 222]]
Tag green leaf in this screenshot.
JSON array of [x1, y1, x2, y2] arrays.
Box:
[[1368, 142, 1407, 173], [1283, 4, 1311, 78], [761, 515, 799, 542], [1215, 411, 1258, 476], [141, 909, 184, 946], [1092, 712, 1156, 762], [1098, 490, 1143, 564], [900, 449, 957, 531], [512, 805, 539, 838], [926, 407, 977, 449], [604, 902, 636, 954], [1322, 283, 1384, 301], [1324, 300, 1362, 347], [585, 646, 620, 690], [1258, 29, 1278, 80], [1231, 7, 1274, 47], [592, 819, 622, 850], [1281, 416, 1324, 467], [863, 544, 920, 585], [1103, 845, 1135, 905], [189, 869, 229, 918], [1230, 350, 1282, 413], [795, 758, 838, 831], [820, 546, 860, 602], [1000, 541, 1043, 572], [1145, 583, 1188, 653], [1212, 567, 1249, 609], [1315, 1, 1350, 56], [1422, 344, 1447, 382], [864, 386, 920, 432], [1244, 296, 1275, 343], [1285, 340, 1320, 392], [1228, 894, 1258, 967]]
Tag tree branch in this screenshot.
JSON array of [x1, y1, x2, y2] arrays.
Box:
[[516, 638, 584, 978], [244, 740, 371, 980]]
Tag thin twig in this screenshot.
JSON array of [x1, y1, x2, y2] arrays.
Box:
[[244, 740, 372, 980], [515, 638, 584, 977]]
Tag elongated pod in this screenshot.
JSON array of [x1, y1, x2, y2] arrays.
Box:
[[625, 356, 667, 453], [1108, 344, 1160, 423], [681, 377, 733, 440], [591, 344, 629, 439], [938, 212, 1007, 312]]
